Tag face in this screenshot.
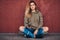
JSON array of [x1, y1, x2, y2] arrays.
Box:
[[30, 2, 36, 10]]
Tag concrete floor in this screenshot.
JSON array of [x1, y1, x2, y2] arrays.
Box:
[[0, 33, 60, 40]]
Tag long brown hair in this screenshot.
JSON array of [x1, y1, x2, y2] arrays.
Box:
[[25, 1, 38, 18]]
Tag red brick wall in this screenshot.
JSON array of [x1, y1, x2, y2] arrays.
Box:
[[0, 0, 60, 33]]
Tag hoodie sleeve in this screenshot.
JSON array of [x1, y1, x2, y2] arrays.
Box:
[[37, 11, 43, 29], [24, 16, 29, 27]]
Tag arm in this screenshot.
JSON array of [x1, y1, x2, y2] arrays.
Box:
[[34, 12, 43, 35], [37, 12, 43, 29], [24, 16, 29, 27]]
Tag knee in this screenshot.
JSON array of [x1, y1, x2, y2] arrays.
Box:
[[43, 26, 49, 32], [46, 27, 49, 32], [19, 26, 25, 32], [45, 27, 49, 31]]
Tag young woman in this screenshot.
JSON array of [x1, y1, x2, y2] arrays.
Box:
[[19, 1, 49, 38]]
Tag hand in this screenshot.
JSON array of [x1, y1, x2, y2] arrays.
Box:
[[34, 29, 38, 35], [26, 26, 31, 28]]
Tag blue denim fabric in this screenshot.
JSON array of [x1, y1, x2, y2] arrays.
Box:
[[36, 28, 44, 38], [23, 27, 34, 38], [23, 27, 44, 38]]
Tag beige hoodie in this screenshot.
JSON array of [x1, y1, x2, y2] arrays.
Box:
[[24, 10, 43, 30]]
